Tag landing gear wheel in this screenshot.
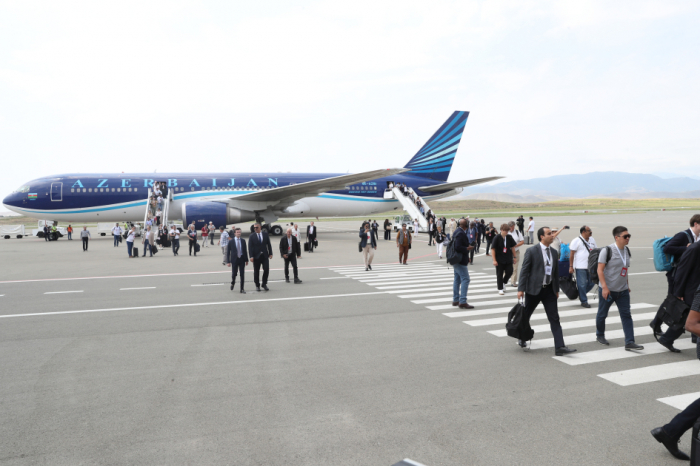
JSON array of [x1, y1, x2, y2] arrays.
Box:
[[261, 224, 270, 232], [270, 225, 283, 236]]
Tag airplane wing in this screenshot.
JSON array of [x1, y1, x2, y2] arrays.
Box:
[[226, 168, 409, 210], [418, 176, 504, 193]]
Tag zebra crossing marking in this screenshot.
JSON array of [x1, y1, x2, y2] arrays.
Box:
[[555, 339, 696, 366], [598, 360, 700, 386], [658, 392, 700, 410]]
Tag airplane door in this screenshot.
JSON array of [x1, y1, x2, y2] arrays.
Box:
[[51, 183, 63, 201]]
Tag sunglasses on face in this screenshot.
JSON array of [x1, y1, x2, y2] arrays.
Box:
[[618, 234, 631, 239]]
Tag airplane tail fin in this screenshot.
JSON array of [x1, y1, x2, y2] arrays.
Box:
[[403, 111, 469, 182]]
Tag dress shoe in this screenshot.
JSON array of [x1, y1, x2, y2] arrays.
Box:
[[658, 339, 681, 353], [651, 427, 690, 460], [555, 346, 577, 356], [596, 336, 610, 346], [517, 340, 527, 348], [230, 284, 234, 291], [240, 289, 246, 294], [256, 286, 262, 292], [262, 285, 269, 291], [294, 278, 302, 284], [459, 303, 474, 309], [625, 342, 644, 351], [285, 278, 290, 283], [452, 301, 459, 307], [368, 265, 372, 270], [581, 302, 591, 308]]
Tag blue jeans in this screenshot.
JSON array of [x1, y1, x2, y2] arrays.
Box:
[[575, 269, 594, 303], [453, 264, 470, 304], [127, 241, 133, 257], [596, 288, 635, 344], [114, 234, 120, 246], [67, 232, 72, 240], [143, 239, 152, 257]]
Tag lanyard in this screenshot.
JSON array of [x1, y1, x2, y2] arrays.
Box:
[[579, 236, 592, 251], [613, 244, 627, 267]]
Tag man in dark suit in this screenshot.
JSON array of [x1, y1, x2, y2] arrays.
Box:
[[280, 228, 303, 283], [662, 214, 700, 293], [248, 223, 273, 291], [306, 222, 317, 253], [656, 241, 700, 352], [517, 226, 577, 356], [226, 228, 249, 293]]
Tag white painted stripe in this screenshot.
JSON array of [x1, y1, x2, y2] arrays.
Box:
[[444, 300, 587, 318], [353, 271, 483, 280], [489, 311, 657, 337], [339, 267, 445, 276], [363, 277, 495, 286], [120, 287, 157, 291], [335, 264, 443, 272], [598, 360, 700, 386], [555, 339, 696, 366], [471, 303, 654, 327], [658, 392, 700, 411], [44, 290, 83, 294], [0, 290, 392, 319], [529, 326, 654, 350], [385, 282, 497, 293], [191, 283, 224, 287], [427, 299, 520, 311], [628, 271, 663, 276], [320, 277, 351, 280], [412, 293, 508, 304], [399, 287, 502, 299]]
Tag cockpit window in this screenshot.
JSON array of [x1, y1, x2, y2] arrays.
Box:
[[13, 185, 30, 193]]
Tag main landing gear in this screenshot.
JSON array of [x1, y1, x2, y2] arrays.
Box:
[[249, 224, 284, 236]]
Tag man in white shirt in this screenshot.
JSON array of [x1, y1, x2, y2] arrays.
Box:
[[111, 223, 122, 247], [170, 226, 180, 256], [508, 221, 525, 286], [306, 222, 317, 253], [126, 226, 137, 258], [528, 217, 535, 244], [208, 222, 216, 246], [218, 226, 229, 265], [80, 226, 91, 252], [569, 225, 597, 308]]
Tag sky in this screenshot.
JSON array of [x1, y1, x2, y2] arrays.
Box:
[[1, 0, 699, 201]]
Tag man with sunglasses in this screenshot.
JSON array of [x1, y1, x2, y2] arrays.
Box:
[[248, 223, 273, 291], [596, 226, 643, 351], [569, 226, 597, 308]]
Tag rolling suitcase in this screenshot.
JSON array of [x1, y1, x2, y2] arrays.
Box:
[[194, 242, 200, 253], [133, 247, 139, 257], [304, 242, 310, 252]]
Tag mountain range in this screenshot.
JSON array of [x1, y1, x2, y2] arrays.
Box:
[[461, 172, 700, 201]]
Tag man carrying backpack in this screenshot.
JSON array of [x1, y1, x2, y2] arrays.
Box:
[[595, 226, 643, 350], [662, 214, 700, 294], [452, 219, 475, 309], [569, 226, 597, 308]]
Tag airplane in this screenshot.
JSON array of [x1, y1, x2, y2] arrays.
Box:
[[2, 111, 502, 236]]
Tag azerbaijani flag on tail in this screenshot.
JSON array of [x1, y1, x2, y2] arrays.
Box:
[[28, 193, 37, 200]]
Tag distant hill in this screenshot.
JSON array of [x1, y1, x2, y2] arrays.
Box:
[[462, 172, 700, 199]]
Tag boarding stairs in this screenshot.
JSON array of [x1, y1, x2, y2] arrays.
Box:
[[389, 186, 431, 230], [143, 184, 172, 228]]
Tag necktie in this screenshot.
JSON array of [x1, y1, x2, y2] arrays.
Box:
[[258, 233, 262, 243], [545, 248, 552, 285], [237, 239, 241, 258]]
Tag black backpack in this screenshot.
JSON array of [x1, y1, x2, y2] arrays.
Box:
[[506, 300, 534, 341], [651, 294, 690, 338], [588, 246, 631, 285]]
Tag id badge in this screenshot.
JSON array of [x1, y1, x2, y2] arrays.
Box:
[[620, 267, 628, 277], [503, 247, 507, 253], [545, 265, 552, 275]]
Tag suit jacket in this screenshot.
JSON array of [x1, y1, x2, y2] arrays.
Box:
[[226, 237, 249, 265], [359, 229, 377, 248], [306, 225, 317, 240], [279, 236, 299, 258], [518, 245, 560, 296], [453, 228, 471, 266], [673, 241, 700, 303], [248, 231, 273, 259], [664, 229, 694, 264]]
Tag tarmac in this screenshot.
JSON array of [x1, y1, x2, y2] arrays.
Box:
[[0, 210, 697, 465]]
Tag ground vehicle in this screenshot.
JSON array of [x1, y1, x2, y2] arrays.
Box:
[[392, 214, 424, 233]]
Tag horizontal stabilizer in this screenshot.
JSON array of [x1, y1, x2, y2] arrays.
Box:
[[418, 176, 504, 193]]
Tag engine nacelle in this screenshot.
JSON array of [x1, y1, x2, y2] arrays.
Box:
[[181, 202, 256, 231]]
